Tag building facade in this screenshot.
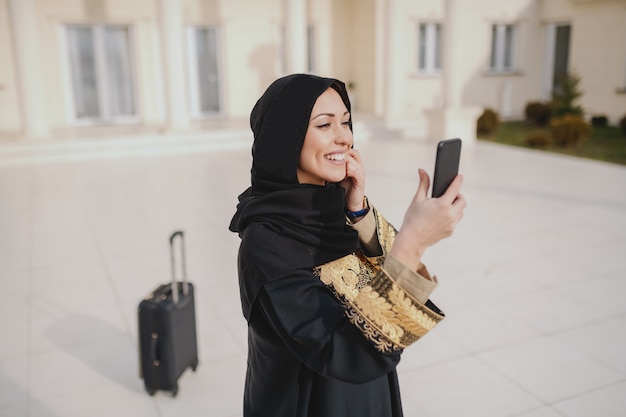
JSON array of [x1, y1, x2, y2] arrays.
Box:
[[1, 0, 625, 141]]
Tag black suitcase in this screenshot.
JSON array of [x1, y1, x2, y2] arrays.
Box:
[[138, 230, 199, 397]]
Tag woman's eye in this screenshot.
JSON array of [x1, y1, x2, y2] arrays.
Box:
[[342, 121, 351, 126], [317, 123, 330, 128]]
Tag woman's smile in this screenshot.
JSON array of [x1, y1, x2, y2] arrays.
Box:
[[324, 152, 346, 163]]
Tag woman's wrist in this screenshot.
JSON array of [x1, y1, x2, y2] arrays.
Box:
[[389, 231, 425, 272], [346, 196, 369, 219]]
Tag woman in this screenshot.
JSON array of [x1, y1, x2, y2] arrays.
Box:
[[229, 74, 465, 417]]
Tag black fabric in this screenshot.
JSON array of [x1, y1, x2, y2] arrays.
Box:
[[245, 275, 402, 417], [230, 74, 404, 417], [229, 74, 359, 320]]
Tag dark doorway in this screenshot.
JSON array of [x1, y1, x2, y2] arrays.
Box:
[[553, 25, 571, 91]]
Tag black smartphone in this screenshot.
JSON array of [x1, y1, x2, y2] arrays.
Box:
[[432, 138, 462, 198]]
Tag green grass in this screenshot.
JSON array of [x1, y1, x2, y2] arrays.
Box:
[[478, 121, 626, 166]]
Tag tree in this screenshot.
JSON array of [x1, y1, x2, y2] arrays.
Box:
[[551, 72, 583, 118]]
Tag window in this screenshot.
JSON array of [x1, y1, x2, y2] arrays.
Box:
[[542, 23, 571, 97], [186, 26, 221, 116], [418, 23, 442, 74], [66, 24, 136, 121], [553, 25, 570, 91], [490, 24, 516, 72]]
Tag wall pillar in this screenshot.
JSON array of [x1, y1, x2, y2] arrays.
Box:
[[284, 0, 307, 74], [159, 0, 189, 131], [374, 0, 386, 117], [437, 0, 480, 144], [9, 0, 48, 139], [382, 0, 405, 128]]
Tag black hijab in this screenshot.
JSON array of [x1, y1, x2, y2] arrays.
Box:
[[229, 74, 359, 320]]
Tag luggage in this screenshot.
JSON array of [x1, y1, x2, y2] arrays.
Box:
[[138, 230, 199, 397]]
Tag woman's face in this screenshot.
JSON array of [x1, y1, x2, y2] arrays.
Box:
[[297, 88, 353, 185]]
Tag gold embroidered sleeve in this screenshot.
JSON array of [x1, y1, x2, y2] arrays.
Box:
[[347, 265, 444, 352], [372, 207, 397, 256], [314, 208, 445, 353]]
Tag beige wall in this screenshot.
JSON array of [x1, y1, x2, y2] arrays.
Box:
[[219, 0, 282, 118], [349, 0, 376, 113], [308, 0, 334, 77], [1, 0, 625, 139], [0, 0, 20, 132], [540, 0, 575, 20], [404, 0, 445, 118], [330, 0, 351, 85], [479, 0, 543, 117], [380, 0, 545, 127], [539, 0, 626, 124], [569, 0, 626, 123]]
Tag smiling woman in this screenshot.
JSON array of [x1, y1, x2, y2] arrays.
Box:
[[229, 73, 467, 417]]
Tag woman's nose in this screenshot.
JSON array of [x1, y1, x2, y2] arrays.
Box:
[[333, 123, 352, 146]]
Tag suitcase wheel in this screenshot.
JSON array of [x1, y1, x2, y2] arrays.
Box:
[[145, 384, 156, 396], [171, 384, 179, 397], [191, 358, 199, 372]]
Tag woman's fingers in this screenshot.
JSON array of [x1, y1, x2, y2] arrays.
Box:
[[390, 170, 467, 268], [345, 150, 364, 179], [348, 148, 362, 161], [344, 149, 367, 211], [439, 174, 464, 204]]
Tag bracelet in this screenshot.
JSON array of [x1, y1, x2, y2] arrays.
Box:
[[346, 197, 370, 219]]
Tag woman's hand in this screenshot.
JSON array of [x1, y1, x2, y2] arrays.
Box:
[[340, 148, 367, 213], [390, 169, 466, 271]]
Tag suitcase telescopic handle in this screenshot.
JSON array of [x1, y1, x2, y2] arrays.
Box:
[[169, 230, 189, 304]]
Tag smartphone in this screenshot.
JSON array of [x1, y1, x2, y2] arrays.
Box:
[[432, 138, 462, 198]]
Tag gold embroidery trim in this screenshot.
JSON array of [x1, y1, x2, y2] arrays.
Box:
[[373, 207, 398, 256], [314, 208, 444, 353]]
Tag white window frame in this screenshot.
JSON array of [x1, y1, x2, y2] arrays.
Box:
[[542, 23, 557, 99], [417, 22, 442, 75], [62, 24, 139, 125], [490, 23, 517, 73], [186, 25, 223, 118]]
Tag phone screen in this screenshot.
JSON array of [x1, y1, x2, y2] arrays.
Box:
[[432, 138, 462, 198]]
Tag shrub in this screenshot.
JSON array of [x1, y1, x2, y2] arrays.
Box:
[[550, 115, 590, 147], [477, 108, 500, 136], [590, 115, 608, 128], [620, 114, 626, 137], [525, 132, 550, 148], [551, 72, 584, 117], [525, 101, 551, 126]]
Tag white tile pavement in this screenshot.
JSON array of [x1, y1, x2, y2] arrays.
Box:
[[1, 126, 625, 417]]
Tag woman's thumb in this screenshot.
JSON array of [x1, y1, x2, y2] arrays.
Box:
[[416, 169, 430, 200]]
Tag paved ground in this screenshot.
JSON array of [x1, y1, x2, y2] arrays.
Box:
[[1, 125, 625, 417]]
